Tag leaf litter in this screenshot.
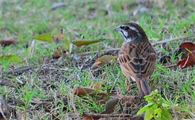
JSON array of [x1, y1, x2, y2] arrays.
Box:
[[1, 30, 195, 119], [0, 37, 18, 47], [0, 95, 16, 120], [1, 1, 195, 119], [1, 31, 195, 120]]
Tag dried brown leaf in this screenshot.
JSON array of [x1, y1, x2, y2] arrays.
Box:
[[177, 42, 195, 69], [101, 98, 119, 114], [177, 53, 195, 69], [74, 86, 106, 97], [52, 51, 61, 59], [52, 47, 66, 59], [0, 37, 18, 47], [179, 42, 195, 59], [82, 114, 93, 120]]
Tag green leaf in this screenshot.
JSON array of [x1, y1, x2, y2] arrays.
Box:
[[161, 109, 172, 120], [137, 102, 154, 114], [33, 33, 52, 43], [64, 39, 70, 52], [92, 55, 117, 67], [145, 108, 154, 120], [154, 108, 162, 116], [160, 48, 169, 54], [72, 40, 101, 47], [0, 55, 22, 63], [156, 64, 167, 73], [16, 106, 25, 110], [162, 102, 171, 107]]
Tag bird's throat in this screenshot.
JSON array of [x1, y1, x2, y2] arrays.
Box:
[[124, 36, 140, 43]]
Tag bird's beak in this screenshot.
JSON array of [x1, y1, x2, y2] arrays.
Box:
[[114, 26, 121, 31]]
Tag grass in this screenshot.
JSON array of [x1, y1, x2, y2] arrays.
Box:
[[1, 0, 195, 119]]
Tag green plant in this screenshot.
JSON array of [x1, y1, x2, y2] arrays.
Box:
[[17, 86, 37, 120], [137, 90, 172, 120]]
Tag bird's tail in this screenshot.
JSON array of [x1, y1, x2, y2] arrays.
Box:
[[136, 80, 150, 96]]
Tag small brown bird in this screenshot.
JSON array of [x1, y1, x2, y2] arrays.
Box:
[[115, 22, 156, 96]]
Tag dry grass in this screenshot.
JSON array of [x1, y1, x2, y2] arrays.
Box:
[[0, 0, 195, 119]]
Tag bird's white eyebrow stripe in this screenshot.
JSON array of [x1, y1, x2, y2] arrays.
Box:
[[121, 25, 139, 34], [129, 26, 139, 33], [129, 26, 141, 37]]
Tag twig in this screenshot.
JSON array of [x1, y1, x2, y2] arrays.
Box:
[[83, 113, 143, 119], [6, 66, 34, 75], [79, 34, 195, 56], [50, 2, 68, 10], [41, 66, 72, 72], [163, 64, 177, 68], [152, 34, 195, 45], [67, 113, 142, 119], [79, 48, 120, 56]]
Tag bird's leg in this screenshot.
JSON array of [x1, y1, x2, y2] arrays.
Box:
[[136, 80, 144, 98]]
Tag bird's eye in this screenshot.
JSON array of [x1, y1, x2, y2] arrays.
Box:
[[121, 26, 129, 30]]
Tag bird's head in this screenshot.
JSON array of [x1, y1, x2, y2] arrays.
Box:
[[114, 22, 148, 43]]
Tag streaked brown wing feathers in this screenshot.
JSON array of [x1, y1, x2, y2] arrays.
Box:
[[119, 42, 156, 78]]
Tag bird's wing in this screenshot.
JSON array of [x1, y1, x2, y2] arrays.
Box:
[[118, 42, 156, 79]]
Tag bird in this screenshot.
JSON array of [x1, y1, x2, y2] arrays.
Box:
[[114, 22, 156, 97]]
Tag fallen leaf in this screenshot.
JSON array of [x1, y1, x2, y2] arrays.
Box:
[[177, 42, 195, 69], [92, 83, 102, 89], [72, 40, 101, 47], [82, 114, 93, 120], [179, 42, 195, 59], [101, 98, 119, 114], [52, 47, 66, 59], [179, 42, 195, 51], [0, 55, 22, 63], [52, 51, 61, 59], [33, 33, 52, 43], [91, 55, 117, 68], [177, 53, 195, 69], [74, 86, 106, 97], [0, 37, 18, 47]]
